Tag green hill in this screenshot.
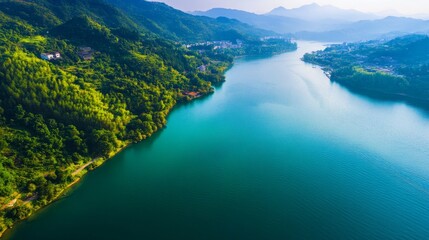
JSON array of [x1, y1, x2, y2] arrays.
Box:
[[369, 35, 429, 64], [0, 1, 61, 27], [0, 0, 245, 233], [303, 34, 429, 106], [0, 0, 297, 234], [0, 0, 138, 29], [104, 0, 274, 42]]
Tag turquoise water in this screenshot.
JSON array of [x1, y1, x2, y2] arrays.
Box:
[[7, 41, 429, 239]]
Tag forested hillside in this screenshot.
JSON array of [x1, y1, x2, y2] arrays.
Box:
[[104, 0, 274, 42], [0, 0, 296, 234], [303, 34, 429, 106]]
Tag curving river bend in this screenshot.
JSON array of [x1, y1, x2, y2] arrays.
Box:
[[7, 41, 429, 239]]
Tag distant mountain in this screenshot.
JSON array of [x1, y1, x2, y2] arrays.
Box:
[[192, 8, 349, 34], [193, 8, 306, 33], [411, 13, 429, 20], [297, 16, 429, 42], [267, 3, 378, 22], [193, 6, 429, 42], [375, 10, 429, 20]]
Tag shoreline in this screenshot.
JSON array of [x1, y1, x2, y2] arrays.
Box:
[[304, 63, 429, 112], [0, 85, 219, 238], [0, 48, 298, 238], [332, 77, 429, 112], [0, 143, 130, 238]]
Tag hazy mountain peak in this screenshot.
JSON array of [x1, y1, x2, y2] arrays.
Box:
[[205, 8, 256, 14], [267, 3, 378, 21], [300, 3, 321, 9], [270, 6, 287, 12]]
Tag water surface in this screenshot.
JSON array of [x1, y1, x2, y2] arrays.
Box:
[[8, 41, 429, 240]]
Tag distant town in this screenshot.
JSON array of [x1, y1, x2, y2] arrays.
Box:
[[185, 40, 243, 50], [309, 41, 403, 77], [185, 36, 291, 51]]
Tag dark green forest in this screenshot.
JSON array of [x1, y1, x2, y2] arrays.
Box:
[[0, 0, 296, 234]]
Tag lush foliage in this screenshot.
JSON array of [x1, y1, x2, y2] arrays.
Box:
[[303, 34, 429, 104], [104, 0, 273, 42], [0, 0, 297, 234], [0, 0, 229, 231]]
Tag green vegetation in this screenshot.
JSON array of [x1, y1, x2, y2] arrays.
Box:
[[303, 35, 429, 105], [104, 0, 272, 42], [104, 0, 297, 54], [0, 0, 296, 235]]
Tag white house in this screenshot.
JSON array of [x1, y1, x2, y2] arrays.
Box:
[[41, 52, 61, 61], [41, 53, 54, 60]]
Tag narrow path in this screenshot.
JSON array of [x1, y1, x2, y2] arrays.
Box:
[[22, 194, 38, 206], [72, 158, 100, 176]]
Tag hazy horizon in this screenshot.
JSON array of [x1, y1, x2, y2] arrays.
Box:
[[150, 0, 429, 16]]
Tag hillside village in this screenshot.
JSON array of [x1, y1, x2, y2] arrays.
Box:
[[185, 40, 243, 50], [306, 40, 404, 77], [40, 52, 61, 61], [40, 46, 95, 61]]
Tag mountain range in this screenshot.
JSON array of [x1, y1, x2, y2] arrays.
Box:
[[193, 4, 429, 42], [296, 16, 429, 42], [267, 3, 378, 22], [193, 8, 313, 34]]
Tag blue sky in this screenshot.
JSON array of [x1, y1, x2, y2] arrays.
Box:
[[151, 0, 429, 15]]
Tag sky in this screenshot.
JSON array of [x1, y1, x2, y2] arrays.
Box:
[[151, 0, 429, 15]]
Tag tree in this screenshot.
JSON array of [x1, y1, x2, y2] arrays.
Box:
[[0, 106, 5, 123], [88, 129, 118, 158], [6, 205, 31, 221], [27, 183, 37, 192], [64, 125, 85, 154], [0, 159, 14, 197]]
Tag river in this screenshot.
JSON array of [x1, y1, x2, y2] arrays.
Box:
[[6, 41, 429, 239]]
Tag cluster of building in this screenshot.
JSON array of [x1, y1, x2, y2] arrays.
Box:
[[40, 46, 95, 61], [78, 47, 94, 61], [40, 52, 61, 61], [259, 36, 288, 41], [186, 40, 243, 50], [331, 42, 400, 75]]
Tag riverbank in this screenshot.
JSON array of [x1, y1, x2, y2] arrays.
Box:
[[0, 81, 218, 238], [7, 41, 429, 240], [302, 36, 429, 112], [333, 79, 429, 110], [0, 143, 129, 238], [0, 46, 299, 238], [309, 66, 429, 112]]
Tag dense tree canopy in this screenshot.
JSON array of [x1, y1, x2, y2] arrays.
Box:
[[0, 0, 226, 231], [0, 0, 297, 233]]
